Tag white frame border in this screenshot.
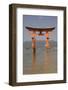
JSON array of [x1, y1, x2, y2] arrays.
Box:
[[16, 8, 64, 82]]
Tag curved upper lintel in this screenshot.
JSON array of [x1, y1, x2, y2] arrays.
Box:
[[25, 26, 55, 32]]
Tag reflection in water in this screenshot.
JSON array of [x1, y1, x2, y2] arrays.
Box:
[[32, 48, 36, 73], [43, 49, 52, 72], [43, 48, 57, 73], [23, 41, 57, 75]]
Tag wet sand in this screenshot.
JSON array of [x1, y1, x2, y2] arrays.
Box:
[[23, 41, 57, 75]]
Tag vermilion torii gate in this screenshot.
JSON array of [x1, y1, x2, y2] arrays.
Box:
[[26, 27, 55, 48]]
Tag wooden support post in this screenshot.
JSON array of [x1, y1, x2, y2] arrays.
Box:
[[32, 32, 36, 48], [45, 31, 49, 48]]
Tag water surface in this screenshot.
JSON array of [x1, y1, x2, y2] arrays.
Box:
[[23, 41, 57, 75]]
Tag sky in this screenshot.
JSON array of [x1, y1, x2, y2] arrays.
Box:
[[23, 15, 57, 42]]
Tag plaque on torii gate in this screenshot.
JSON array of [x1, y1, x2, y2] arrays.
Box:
[[26, 27, 55, 48]]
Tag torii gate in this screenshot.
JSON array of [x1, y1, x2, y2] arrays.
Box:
[[26, 27, 55, 48]]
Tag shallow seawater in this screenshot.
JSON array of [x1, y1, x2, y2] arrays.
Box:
[[23, 41, 57, 75]]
